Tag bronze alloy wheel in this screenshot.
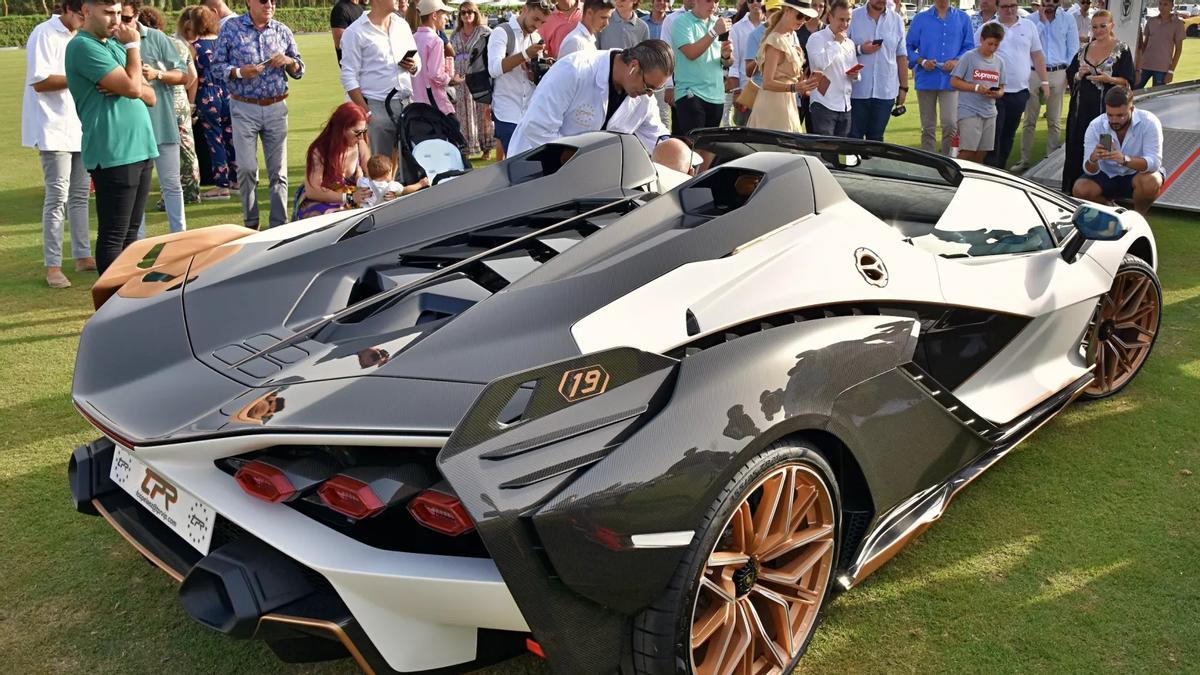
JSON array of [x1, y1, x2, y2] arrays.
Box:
[[1085, 260, 1161, 398], [688, 463, 836, 675]]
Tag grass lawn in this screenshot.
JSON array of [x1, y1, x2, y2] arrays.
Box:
[[1, 33, 1197, 675]]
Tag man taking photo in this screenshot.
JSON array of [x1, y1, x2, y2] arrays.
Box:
[[509, 39, 673, 154], [487, 0, 552, 155], [1073, 86, 1163, 215]]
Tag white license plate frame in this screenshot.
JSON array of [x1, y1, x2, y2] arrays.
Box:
[[109, 447, 216, 555]]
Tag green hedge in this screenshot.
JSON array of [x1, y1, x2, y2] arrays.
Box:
[[1, 8, 329, 47], [1, 14, 43, 46]]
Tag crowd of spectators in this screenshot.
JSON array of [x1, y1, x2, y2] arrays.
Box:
[[20, 0, 1181, 286]]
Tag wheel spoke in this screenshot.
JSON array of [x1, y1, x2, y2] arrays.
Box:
[[691, 597, 734, 650], [709, 551, 751, 569], [759, 523, 835, 563], [751, 586, 796, 660], [1115, 321, 1156, 340], [751, 473, 786, 553], [758, 577, 822, 606], [1117, 301, 1156, 325], [1111, 334, 1150, 353], [731, 501, 754, 554], [761, 538, 833, 584], [1117, 276, 1150, 317], [742, 597, 788, 670], [701, 574, 737, 603]]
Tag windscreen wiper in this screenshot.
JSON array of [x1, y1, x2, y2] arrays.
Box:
[[229, 197, 640, 369]]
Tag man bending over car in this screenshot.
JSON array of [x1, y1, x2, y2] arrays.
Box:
[[507, 39, 674, 155]]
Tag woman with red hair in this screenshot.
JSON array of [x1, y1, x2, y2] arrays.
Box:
[[295, 103, 372, 220]]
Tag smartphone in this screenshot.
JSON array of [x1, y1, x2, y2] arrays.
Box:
[[846, 63, 865, 76], [1099, 133, 1114, 151], [988, 86, 1001, 91], [257, 57, 272, 66], [718, 31, 729, 42], [871, 38, 884, 45], [402, 49, 417, 60]]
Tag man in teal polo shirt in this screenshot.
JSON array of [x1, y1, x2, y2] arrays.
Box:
[[670, 0, 731, 136], [124, 0, 189, 236], [65, 0, 159, 275]]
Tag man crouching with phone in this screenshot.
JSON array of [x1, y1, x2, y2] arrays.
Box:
[[1073, 86, 1164, 215], [211, 0, 305, 228]]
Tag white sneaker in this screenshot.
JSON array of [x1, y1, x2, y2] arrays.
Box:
[[1009, 161, 1031, 173]]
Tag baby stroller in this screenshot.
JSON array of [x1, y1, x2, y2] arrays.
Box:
[[392, 101, 472, 186]]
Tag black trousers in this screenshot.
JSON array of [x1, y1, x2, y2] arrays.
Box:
[[91, 159, 153, 275], [672, 95, 724, 137], [987, 89, 1030, 169]]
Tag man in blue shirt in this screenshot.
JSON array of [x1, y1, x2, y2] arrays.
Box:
[[1014, 0, 1077, 171], [1072, 86, 1163, 215], [212, 0, 305, 229], [848, 0, 909, 141], [905, 0, 973, 155]]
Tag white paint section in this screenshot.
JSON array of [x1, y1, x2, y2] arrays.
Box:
[[128, 434, 527, 672], [572, 200, 947, 354], [630, 531, 696, 548], [954, 298, 1097, 424]]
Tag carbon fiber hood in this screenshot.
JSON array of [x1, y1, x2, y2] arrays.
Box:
[[74, 135, 822, 443]]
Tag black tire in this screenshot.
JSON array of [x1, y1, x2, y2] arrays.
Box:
[[631, 439, 840, 674], [1187, 23, 1198, 37], [1080, 253, 1162, 400]]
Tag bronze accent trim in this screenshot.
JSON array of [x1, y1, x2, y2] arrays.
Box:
[[258, 614, 376, 675], [92, 498, 186, 583]]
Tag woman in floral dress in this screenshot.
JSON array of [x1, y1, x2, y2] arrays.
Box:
[[184, 5, 237, 199], [449, 2, 494, 158]]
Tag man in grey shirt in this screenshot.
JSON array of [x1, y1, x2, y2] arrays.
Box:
[[599, 0, 649, 49]]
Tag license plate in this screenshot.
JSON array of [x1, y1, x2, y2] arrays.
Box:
[[109, 447, 216, 555]]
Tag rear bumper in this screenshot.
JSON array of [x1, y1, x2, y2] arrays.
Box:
[[68, 436, 528, 674]]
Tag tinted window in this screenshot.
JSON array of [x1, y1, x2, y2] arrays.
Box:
[[910, 178, 1054, 258], [1031, 193, 1077, 241]]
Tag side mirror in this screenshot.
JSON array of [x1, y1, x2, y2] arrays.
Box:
[[1061, 205, 1127, 263]]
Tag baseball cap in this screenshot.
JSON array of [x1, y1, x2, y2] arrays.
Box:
[[417, 0, 452, 15]]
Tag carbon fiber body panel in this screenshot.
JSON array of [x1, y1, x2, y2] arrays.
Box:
[[438, 315, 921, 674]]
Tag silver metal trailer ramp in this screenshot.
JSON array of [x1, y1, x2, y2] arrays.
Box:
[[1026, 79, 1200, 213]]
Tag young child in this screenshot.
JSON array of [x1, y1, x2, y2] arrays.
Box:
[[356, 155, 429, 207], [950, 22, 1007, 163]]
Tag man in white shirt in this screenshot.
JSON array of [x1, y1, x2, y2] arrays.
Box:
[[340, 0, 421, 158], [728, 0, 764, 126], [1068, 0, 1091, 42], [979, 0, 1050, 169], [509, 40, 672, 154], [488, 0, 553, 154], [559, 0, 614, 58], [1073, 86, 1163, 214], [22, 3, 94, 288], [1014, 0, 1077, 171], [599, 0, 650, 49], [848, 0, 909, 141], [807, 0, 857, 136]]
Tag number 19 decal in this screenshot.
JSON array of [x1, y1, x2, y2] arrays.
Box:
[[558, 365, 610, 402]]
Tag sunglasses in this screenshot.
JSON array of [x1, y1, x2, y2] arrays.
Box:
[[120, 13, 136, 22], [459, 9, 476, 14], [637, 68, 667, 95], [352, 128, 369, 137], [255, 0, 276, 5], [999, 4, 1018, 7]]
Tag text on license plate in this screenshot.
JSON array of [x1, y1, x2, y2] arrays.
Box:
[[109, 447, 216, 555]]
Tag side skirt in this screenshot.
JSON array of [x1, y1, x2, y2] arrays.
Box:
[[838, 368, 1094, 588]]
